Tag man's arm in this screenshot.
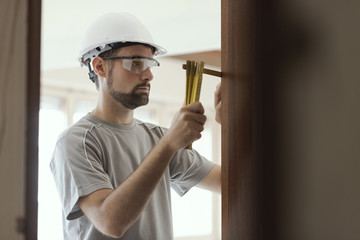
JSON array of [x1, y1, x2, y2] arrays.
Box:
[[77, 102, 206, 238], [197, 164, 221, 194]]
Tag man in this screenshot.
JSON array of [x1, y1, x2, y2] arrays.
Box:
[[51, 12, 221, 240]]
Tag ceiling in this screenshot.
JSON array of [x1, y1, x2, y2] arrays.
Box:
[[41, 0, 221, 70]]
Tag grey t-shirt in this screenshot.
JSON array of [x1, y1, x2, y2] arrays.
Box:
[[50, 114, 214, 240]]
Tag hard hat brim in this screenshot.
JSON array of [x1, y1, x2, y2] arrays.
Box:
[[78, 41, 167, 67]]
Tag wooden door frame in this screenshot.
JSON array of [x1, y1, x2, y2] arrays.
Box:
[[26, 1, 264, 239], [221, 0, 279, 239], [26, 0, 41, 239], [221, 0, 263, 239]]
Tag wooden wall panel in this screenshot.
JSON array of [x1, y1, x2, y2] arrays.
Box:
[[267, 1, 360, 239], [221, 0, 360, 240]]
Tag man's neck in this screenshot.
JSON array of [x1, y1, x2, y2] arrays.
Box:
[[92, 103, 134, 125]]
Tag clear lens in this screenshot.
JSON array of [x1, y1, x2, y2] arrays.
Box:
[[122, 58, 159, 74], [102, 56, 160, 74]]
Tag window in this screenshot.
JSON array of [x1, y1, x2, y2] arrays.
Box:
[[38, 96, 66, 240]]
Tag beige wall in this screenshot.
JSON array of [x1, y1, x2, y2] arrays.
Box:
[[0, 0, 27, 239]]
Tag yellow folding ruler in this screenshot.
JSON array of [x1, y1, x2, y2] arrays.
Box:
[[184, 61, 204, 149], [185, 60, 205, 106], [183, 60, 222, 149]]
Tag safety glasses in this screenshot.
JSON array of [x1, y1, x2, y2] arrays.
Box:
[[101, 56, 160, 74]]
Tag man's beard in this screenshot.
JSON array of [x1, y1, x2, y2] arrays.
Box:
[[107, 71, 150, 110]]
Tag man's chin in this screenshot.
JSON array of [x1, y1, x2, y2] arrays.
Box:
[[123, 96, 149, 110]]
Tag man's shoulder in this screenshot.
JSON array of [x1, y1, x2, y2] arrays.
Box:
[[57, 115, 98, 142]]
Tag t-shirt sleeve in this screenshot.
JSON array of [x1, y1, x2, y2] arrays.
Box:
[[50, 128, 113, 220], [169, 148, 215, 196]]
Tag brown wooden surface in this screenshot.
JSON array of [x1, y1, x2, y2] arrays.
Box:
[[221, 0, 258, 239], [26, 0, 41, 239], [221, 0, 360, 240]]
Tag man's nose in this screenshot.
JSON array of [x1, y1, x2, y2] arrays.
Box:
[[141, 67, 153, 81]]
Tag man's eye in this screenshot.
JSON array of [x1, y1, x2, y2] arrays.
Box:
[[131, 60, 141, 67]]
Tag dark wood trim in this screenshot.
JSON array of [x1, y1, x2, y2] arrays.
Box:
[[26, 0, 41, 239], [221, 0, 258, 239]]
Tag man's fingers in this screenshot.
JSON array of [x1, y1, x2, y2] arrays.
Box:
[[214, 83, 221, 107], [183, 102, 205, 114], [181, 110, 206, 125], [167, 102, 208, 150], [192, 112, 207, 125]]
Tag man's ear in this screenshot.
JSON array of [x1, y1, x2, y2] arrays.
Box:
[[92, 57, 107, 78]]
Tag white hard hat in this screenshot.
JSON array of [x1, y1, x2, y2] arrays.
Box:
[[78, 12, 167, 67]]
